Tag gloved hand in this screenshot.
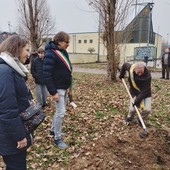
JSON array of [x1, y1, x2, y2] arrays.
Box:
[[132, 103, 136, 107], [133, 100, 140, 108], [119, 75, 124, 79]]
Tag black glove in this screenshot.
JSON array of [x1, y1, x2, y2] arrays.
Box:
[[132, 103, 138, 107], [133, 100, 140, 108], [119, 75, 124, 79]]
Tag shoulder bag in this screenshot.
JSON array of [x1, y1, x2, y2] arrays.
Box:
[[20, 102, 45, 133]]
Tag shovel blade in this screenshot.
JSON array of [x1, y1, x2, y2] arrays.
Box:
[[139, 130, 149, 139]]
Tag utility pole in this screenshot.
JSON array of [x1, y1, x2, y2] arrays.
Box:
[[46, 18, 49, 43], [8, 21, 11, 33], [155, 26, 160, 67], [145, 3, 154, 66], [97, 14, 101, 63], [88, 1, 100, 62], [147, 3, 154, 48], [167, 33, 169, 47], [135, 0, 138, 16]]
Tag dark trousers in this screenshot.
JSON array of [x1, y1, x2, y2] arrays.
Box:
[[162, 64, 170, 79], [2, 150, 27, 170]]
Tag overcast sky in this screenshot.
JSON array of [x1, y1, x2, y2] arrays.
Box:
[[0, 0, 169, 43]]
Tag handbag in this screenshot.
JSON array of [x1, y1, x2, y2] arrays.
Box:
[[20, 103, 46, 133]]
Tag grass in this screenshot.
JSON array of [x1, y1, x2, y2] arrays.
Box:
[[73, 63, 107, 70], [95, 111, 105, 119]]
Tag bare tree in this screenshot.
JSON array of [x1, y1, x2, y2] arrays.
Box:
[[88, 0, 135, 81], [17, 0, 55, 51]]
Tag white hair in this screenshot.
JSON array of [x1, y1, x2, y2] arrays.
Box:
[[135, 62, 145, 69]]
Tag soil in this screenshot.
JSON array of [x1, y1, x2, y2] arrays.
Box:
[[68, 125, 170, 170], [1, 117, 169, 170]]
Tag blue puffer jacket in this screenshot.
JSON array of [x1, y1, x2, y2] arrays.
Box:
[[43, 41, 72, 95], [0, 58, 30, 156]]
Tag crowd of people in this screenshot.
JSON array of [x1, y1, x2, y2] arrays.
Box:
[[0, 32, 77, 169], [0, 32, 168, 169]]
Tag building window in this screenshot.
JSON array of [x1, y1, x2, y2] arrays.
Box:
[[84, 40, 87, 43], [89, 39, 93, 43], [78, 40, 81, 43]]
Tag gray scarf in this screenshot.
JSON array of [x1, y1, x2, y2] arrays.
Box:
[[0, 52, 29, 77]]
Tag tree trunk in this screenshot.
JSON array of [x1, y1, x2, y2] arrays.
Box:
[[88, 0, 134, 81], [106, 0, 117, 81]]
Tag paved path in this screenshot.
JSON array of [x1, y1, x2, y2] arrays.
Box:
[[73, 66, 161, 79]]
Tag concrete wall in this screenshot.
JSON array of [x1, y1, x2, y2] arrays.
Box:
[[69, 53, 107, 64]]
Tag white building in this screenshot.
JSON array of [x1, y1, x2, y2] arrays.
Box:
[[44, 3, 162, 66]]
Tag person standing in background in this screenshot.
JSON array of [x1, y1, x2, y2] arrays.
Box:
[[31, 48, 48, 108], [161, 48, 170, 79]]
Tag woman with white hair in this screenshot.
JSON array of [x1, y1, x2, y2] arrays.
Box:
[[119, 62, 151, 126]]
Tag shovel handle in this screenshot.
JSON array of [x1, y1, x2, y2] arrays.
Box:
[[122, 78, 147, 130]]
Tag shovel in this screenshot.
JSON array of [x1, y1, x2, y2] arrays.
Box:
[[122, 78, 148, 138]]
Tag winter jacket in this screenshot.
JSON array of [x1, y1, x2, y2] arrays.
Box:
[[161, 53, 170, 66], [43, 41, 72, 95], [31, 57, 45, 84], [119, 63, 151, 106], [0, 56, 30, 156]]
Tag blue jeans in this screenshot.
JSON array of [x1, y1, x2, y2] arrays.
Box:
[[2, 150, 27, 170], [35, 84, 48, 106], [51, 89, 67, 140]]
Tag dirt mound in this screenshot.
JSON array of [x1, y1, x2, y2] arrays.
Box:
[[68, 125, 170, 170]]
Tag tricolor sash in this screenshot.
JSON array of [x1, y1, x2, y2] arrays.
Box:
[[52, 49, 73, 88], [52, 49, 72, 72]]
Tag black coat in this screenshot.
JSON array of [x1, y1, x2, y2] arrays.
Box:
[[43, 41, 72, 95], [31, 57, 45, 84], [0, 58, 31, 156], [161, 53, 170, 66], [119, 63, 151, 106]]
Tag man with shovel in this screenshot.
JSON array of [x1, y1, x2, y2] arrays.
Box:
[[119, 62, 151, 126]]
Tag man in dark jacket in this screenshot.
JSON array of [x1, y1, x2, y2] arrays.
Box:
[[43, 31, 72, 149], [161, 48, 170, 79], [119, 62, 151, 126], [31, 48, 48, 107]]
